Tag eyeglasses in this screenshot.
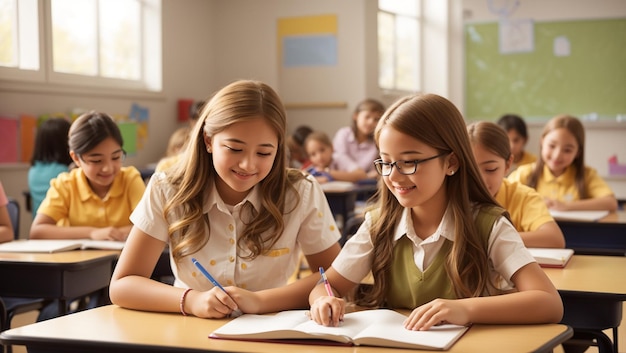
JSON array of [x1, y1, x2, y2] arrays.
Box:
[[79, 150, 127, 166], [373, 152, 449, 176]]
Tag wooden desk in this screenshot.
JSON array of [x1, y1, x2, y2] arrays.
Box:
[[544, 255, 626, 353], [0, 250, 119, 315], [556, 211, 626, 256], [0, 305, 573, 353]]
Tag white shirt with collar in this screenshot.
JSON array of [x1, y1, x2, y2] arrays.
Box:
[[131, 172, 341, 291], [333, 205, 534, 291]]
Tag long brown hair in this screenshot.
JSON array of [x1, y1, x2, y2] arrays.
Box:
[[528, 115, 587, 198], [467, 121, 512, 161], [356, 94, 504, 307], [162, 80, 306, 263]]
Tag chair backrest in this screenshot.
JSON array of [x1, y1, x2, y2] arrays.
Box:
[[6, 197, 19, 240]]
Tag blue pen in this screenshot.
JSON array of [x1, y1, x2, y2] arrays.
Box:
[[191, 257, 226, 292]]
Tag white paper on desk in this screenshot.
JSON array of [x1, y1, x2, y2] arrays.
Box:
[[0, 239, 125, 253], [549, 210, 609, 222], [321, 181, 355, 192]]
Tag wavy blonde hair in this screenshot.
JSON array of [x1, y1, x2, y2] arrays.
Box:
[[356, 93, 507, 307], [162, 80, 306, 263]]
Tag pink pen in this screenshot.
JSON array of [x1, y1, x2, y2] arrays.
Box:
[[319, 267, 334, 297]]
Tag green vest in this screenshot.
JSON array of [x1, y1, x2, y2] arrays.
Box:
[[385, 206, 504, 309]]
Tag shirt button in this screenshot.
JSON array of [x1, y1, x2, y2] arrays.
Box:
[[209, 259, 216, 266], [228, 224, 234, 232], [318, 211, 323, 218], [241, 283, 247, 289], [329, 225, 336, 231], [226, 280, 233, 285], [229, 256, 235, 263], [229, 238, 235, 245], [241, 263, 247, 270]]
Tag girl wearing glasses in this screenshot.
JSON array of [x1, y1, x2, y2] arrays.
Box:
[[308, 94, 563, 329], [30, 111, 146, 241]]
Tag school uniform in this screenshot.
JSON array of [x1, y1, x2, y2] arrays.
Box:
[[508, 163, 614, 202], [332, 205, 534, 308], [131, 173, 341, 291], [37, 167, 145, 227], [332, 126, 379, 173], [495, 179, 554, 232]]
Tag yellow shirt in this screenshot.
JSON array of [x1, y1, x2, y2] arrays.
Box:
[[155, 154, 181, 173], [38, 167, 146, 227], [508, 163, 614, 202], [495, 179, 554, 232]]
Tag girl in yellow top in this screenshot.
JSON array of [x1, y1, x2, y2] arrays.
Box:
[[508, 115, 618, 212], [497, 114, 537, 174], [308, 94, 562, 329], [30, 111, 146, 240], [110, 80, 341, 319], [467, 121, 564, 248]]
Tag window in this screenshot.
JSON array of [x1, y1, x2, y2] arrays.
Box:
[[378, 0, 420, 93], [0, 0, 161, 92]]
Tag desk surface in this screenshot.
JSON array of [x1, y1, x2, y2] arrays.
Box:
[[601, 210, 626, 224], [0, 305, 572, 353], [0, 249, 119, 264], [543, 255, 626, 296], [0, 250, 119, 305]]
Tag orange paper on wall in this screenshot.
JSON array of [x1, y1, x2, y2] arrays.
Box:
[[20, 115, 37, 162]]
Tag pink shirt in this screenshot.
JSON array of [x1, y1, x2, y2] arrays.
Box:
[[332, 126, 379, 173]]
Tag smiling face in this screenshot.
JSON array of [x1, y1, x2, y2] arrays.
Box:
[[377, 126, 449, 210], [471, 142, 510, 197], [305, 138, 333, 170], [541, 127, 579, 177], [71, 137, 125, 197], [204, 117, 278, 205]]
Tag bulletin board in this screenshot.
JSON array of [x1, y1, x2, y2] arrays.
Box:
[[464, 18, 626, 121]]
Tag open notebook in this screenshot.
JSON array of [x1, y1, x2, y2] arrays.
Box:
[[528, 248, 574, 268], [210, 309, 469, 350], [0, 239, 125, 253]]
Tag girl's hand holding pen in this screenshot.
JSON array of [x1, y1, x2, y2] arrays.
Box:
[[185, 287, 241, 319], [310, 295, 345, 327]]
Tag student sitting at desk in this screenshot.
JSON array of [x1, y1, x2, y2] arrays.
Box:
[[332, 98, 385, 175], [304, 131, 376, 184], [468, 121, 565, 248], [308, 93, 563, 329], [28, 117, 73, 216], [110, 80, 341, 318], [30, 111, 146, 240], [508, 115, 618, 212]]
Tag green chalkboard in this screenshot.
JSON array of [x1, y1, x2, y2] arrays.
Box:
[[464, 18, 626, 121]]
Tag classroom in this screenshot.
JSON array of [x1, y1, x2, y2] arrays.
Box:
[[0, 0, 625, 352]]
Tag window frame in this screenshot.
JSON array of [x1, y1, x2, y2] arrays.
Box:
[[0, 0, 162, 96], [377, 0, 422, 96]]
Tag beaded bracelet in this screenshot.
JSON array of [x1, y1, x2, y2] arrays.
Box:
[[180, 288, 192, 316]]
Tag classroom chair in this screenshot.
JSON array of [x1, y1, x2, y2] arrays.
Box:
[[1, 199, 49, 339]]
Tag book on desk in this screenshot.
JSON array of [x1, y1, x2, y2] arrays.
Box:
[[210, 309, 469, 350], [0, 239, 125, 253], [528, 248, 574, 268]]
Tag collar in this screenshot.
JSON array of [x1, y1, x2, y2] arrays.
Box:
[[392, 205, 455, 243], [542, 164, 576, 183], [203, 182, 261, 215], [75, 168, 125, 201]]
